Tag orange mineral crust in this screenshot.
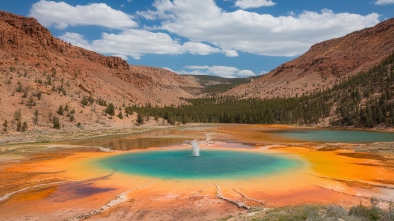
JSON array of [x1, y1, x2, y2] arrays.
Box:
[[0, 125, 393, 220]]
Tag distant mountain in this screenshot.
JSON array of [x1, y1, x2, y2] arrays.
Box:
[[225, 18, 394, 99], [183, 75, 257, 95]]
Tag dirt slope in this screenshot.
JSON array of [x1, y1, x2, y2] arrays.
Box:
[[0, 11, 201, 132], [225, 18, 394, 99]]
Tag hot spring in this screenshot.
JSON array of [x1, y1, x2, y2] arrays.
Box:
[[96, 145, 303, 179]]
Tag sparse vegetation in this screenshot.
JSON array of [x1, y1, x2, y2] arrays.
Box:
[[105, 103, 115, 116], [81, 95, 94, 107], [33, 109, 39, 125], [96, 97, 107, 106], [16, 120, 22, 132], [81, 96, 89, 106], [16, 81, 22, 92], [52, 116, 60, 129], [117, 111, 123, 119], [22, 89, 28, 98], [136, 113, 144, 125], [3, 120, 7, 132], [57, 105, 64, 115], [14, 109, 21, 122], [21, 121, 28, 132], [26, 96, 36, 107], [232, 200, 394, 221]]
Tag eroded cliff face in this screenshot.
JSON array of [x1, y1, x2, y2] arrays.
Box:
[[225, 18, 394, 99], [0, 11, 129, 71]]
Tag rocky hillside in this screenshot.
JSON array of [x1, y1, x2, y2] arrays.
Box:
[[225, 18, 394, 99], [0, 11, 203, 132]]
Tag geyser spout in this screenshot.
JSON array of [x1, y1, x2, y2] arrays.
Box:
[[190, 140, 200, 157]]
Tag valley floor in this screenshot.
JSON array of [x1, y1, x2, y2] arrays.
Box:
[[0, 124, 393, 221]]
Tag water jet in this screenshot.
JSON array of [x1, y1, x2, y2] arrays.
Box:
[[190, 140, 200, 157]]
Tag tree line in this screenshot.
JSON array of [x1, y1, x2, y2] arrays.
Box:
[[128, 51, 394, 128]]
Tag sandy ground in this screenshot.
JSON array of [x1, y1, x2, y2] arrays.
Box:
[[0, 124, 393, 221]]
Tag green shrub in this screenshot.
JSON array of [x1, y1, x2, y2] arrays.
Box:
[[57, 105, 64, 115], [105, 103, 115, 116], [52, 116, 60, 129]]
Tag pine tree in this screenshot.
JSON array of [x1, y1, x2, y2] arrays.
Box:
[[3, 120, 7, 132], [21, 121, 28, 132], [57, 105, 64, 115], [106, 103, 115, 116], [136, 113, 144, 125], [117, 111, 123, 119], [33, 109, 39, 125], [52, 116, 60, 129], [16, 120, 22, 132], [14, 110, 21, 122]]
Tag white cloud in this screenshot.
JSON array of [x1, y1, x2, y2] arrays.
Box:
[[237, 70, 255, 77], [375, 0, 394, 4], [163, 67, 176, 72], [60, 30, 222, 59], [90, 29, 183, 59], [59, 32, 90, 49], [182, 42, 221, 55], [145, 0, 379, 56], [181, 65, 256, 78], [29, 0, 137, 29], [31, 0, 381, 63], [235, 0, 276, 9], [223, 49, 239, 57]]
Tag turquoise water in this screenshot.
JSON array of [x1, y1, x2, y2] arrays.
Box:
[[97, 149, 301, 179], [278, 129, 394, 143]]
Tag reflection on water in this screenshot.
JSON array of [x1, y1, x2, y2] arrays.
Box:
[[64, 137, 185, 150], [61, 128, 202, 150]]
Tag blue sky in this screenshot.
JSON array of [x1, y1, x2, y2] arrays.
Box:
[[1, 0, 394, 78]]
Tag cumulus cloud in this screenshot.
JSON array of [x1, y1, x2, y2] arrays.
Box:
[[182, 42, 221, 55], [375, 0, 394, 4], [181, 65, 256, 78], [31, 0, 381, 64], [29, 0, 137, 29], [60, 30, 223, 59], [144, 0, 379, 56], [59, 32, 91, 49], [223, 49, 239, 57], [90, 29, 183, 59], [235, 0, 276, 9]]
